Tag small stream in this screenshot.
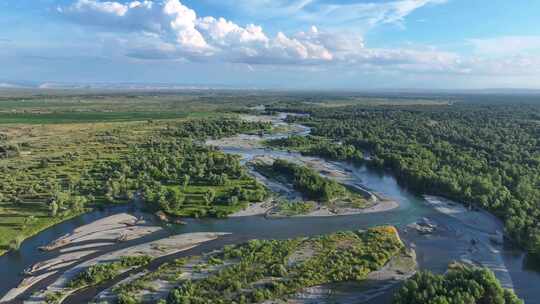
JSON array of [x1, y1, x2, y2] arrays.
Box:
[[1, 113, 540, 303]]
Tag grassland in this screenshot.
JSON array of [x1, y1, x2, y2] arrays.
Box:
[[0, 120, 153, 254], [0, 95, 209, 124], [0, 94, 272, 255]]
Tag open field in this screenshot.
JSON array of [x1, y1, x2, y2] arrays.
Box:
[[0, 94, 223, 124], [0, 95, 272, 255], [0, 120, 154, 254]]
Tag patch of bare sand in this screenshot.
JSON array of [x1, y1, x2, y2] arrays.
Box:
[[59, 242, 116, 253], [424, 195, 502, 235], [265, 198, 398, 218], [26, 250, 99, 275], [0, 249, 99, 303], [0, 271, 58, 303], [40, 213, 162, 252], [207, 134, 265, 149], [94, 250, 238, 303], [3, 213, 162, 302], [26, 233, 229, 304], [367, 249, 417, 281], [229, 201, 274, 217]]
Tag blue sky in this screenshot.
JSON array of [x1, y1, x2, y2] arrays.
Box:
[[1, 0, 540, 89]]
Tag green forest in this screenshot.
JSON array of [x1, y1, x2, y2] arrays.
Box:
[[269, 102, 540, 261], [265, 135, 363, 162], [257, 159, 347, 202], [254, 159, 368, 210], [394, 264, 523, 304]]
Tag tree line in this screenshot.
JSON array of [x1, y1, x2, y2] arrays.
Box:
[[164, 119, 271, 139], [394, 264, 523, 304], [257, 159, 347, 202], [270, 102, 540, 261], [1, 118, 271, 228]]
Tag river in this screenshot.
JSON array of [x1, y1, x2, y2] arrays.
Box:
[[1, 113, 539, 303]]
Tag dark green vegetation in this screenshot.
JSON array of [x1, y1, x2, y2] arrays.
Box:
[[133, 139, 267, 218], [68, 256, 153, 289], [265, 135, 363, 162], [270, 101, 540, 261], [166, 119, 270, 139], [260, 159, 346, 202], [394, 264, 523, 304], [255, 159, 367, 208], [110, 227, 403, 304], [0, 94, 272, 254]]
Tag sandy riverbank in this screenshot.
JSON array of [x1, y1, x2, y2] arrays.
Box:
[[229, 201, 274, 217], [1, 213, 164, 303], [0, 271, 59, 303], [40, 213, 162, 252], [300, 198, 398, 217], [424, 195, 503, 236], [24, 232, 229, 304], [232, 156, 399, 218], [421, 195, 513, 289], [231, 196, 398, 218]]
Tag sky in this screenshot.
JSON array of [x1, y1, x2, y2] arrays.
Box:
[[1, 0, 540, 90]]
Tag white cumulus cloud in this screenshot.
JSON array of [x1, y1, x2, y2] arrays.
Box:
[[60, 0, 495, 76], [60, 0, 343, 63], [60, 0, 210, 53]]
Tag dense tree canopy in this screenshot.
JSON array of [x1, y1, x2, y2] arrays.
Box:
[[270, 102, 540, 261], [394, 265, 523, 304], [258, 159, 347, 202], [0, 118, 270, 224], [129, 139, 266, 217], [266, 135, 362, 162], [165, 119, 271, 139]]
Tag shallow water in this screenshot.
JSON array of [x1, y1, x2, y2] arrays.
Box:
[[1, 114, 539, 303], [0, 206, 127, 295]]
